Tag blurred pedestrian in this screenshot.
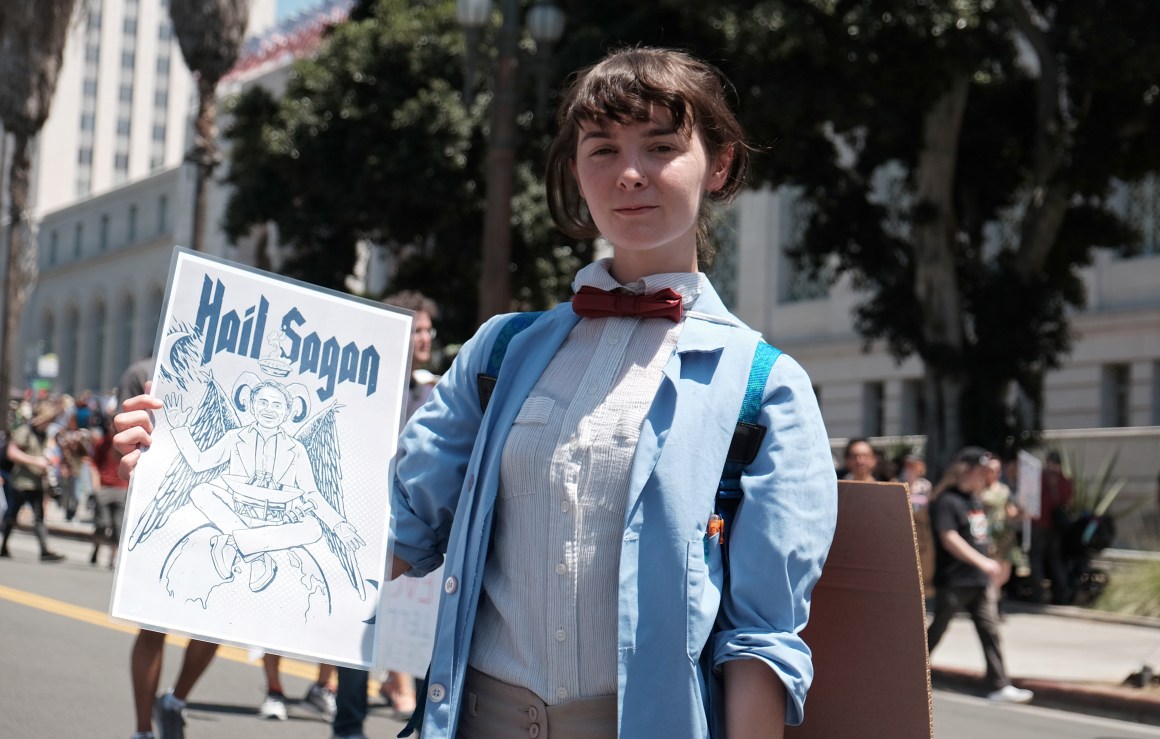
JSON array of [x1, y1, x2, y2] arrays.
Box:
[[259, 654, 337, 721], [0, 400, 65, 561], [333, 290, 439, 739], [116, 355, 221, 739], [979, 457, 1027, 609], [841, 437, 878, 482], [926, 447, 1033, 704], [1029, 451, 1074, 605], [91, 417, 128, 569]]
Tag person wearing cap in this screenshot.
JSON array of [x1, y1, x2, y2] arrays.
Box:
[[926, 446, 1033, 704], [0, 400, 65, 561]]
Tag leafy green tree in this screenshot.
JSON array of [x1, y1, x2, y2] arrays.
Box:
[[550, 0, 1157, 470], [223, 0, 582, 343]]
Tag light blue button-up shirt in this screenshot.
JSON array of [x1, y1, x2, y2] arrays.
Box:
[[391, 278, 837, 738]]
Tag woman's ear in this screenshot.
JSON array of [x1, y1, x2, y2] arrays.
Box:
[[706, 145, 734, 193]]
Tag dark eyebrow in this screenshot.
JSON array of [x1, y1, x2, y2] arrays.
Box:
[[579, 124, 678, 143]]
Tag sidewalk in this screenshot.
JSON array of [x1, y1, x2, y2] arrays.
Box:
[[21, 500, 1160, 724]]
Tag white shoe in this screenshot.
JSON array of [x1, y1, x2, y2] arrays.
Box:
[[987, 685, 1033, 704], [259, 692, 289, 720]]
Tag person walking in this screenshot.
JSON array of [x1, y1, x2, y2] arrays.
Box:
[[0, 400, 65, 561], [926, 446, 1033, 704], [258, 654, 337, 721]]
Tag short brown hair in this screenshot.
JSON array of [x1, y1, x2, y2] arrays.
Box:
[[382, 290, 439, 321], [545, 47, 751, 266]]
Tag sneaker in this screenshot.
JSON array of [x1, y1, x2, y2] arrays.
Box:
[[987, 684, 1034, 704], [40, 551, 65, 562], [209, 534, 238, 581], [153, 694, 186, 739], [130, 732, 157, 739], [304, 683, 337, 719], [248, 554, 278, 592], [259, 692, 288, 721]]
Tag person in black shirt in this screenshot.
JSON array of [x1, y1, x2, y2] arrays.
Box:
[[927, 446, 1034, 704]]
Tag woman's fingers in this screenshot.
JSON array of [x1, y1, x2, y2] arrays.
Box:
[[118, 448, 143, 481], [113, 425, 152, 458]]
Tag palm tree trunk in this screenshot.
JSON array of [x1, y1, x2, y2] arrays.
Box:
[[2, 134, 31, 433], [189, 78, 218, 252]]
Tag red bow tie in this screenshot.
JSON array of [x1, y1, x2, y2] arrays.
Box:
[[571, 285, 684, 323]]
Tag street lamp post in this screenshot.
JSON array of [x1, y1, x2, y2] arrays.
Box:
[[457, 0, 565, 325]]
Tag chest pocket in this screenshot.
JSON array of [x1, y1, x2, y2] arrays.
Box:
[[499, 394, 556, 500]]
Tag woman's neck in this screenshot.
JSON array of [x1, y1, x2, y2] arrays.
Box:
[[608, 248, 698, 284]]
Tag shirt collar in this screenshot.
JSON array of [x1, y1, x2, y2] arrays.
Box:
[[571, 257, 705, 309]]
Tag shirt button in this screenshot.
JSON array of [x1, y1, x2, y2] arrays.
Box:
[[556, 687, 568, 700], [555, 562, 566, 575], [555, 629, 567, 642], [560, 500, 570, 513], [527, 706, 539, 722], [444, 576, 458, 594], [429, 683, 446, 702], [529, 724, 541, 738], [607, 335, 619, 345]]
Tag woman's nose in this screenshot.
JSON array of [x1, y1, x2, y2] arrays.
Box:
[[617, 158, 647, 190]]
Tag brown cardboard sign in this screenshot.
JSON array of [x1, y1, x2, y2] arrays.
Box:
[[787, 480, 933, 738]]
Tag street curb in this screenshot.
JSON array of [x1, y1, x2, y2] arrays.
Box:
[[932, 666, 1160, 725]]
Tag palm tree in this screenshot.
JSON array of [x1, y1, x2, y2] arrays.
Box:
[[168, 0, 251, 252], [0, 0, 81, 433]]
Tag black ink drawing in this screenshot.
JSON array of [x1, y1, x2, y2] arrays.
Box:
[[127, 325, 367, 616]]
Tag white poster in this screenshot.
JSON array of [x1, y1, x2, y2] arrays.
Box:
[[110, 247, 412, 669], [376, 565, 443, 674], [1017, 449, 1043, 520]]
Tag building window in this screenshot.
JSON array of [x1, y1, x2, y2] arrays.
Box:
[[156, 56, 170, 75], [159, 23, 172, 41], [1101, 363, 1132, 427], [152, 124, 166, 141], [117, 118, 131, 135], [78, 148, 93, 165], [100, 214, 109, 250], [85, 44, 100, 63], [49, 230, 59, 266], [900, 379, 926, 436], [121, 51, 136, 69], [74, 223, 83, 258], [123, 17, 138, 35], [119, 84, 133, 102], [154, 90, 169, 108], [77, 177, 91, 197], [862, 381, 885, 437], [87, 11, 101, 30], [115, 153, 129, 171], [158, 195, 168, 233], [80, 113, 95, 131], [83, 79, 98, 96], [128, 205, 138, 243]]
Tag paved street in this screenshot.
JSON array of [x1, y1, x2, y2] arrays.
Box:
[[0, 531, 409, 739], [7, 513, 1160, 737]]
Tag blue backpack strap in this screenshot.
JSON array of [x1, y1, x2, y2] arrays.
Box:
[[716, 341, 781, 547], [477, 311, 545, 412]]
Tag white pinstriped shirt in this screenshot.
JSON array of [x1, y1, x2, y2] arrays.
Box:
[[468, 259, 704, 704]]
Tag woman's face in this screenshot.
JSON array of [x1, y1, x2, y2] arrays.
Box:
[[570, 108, 729, 275]]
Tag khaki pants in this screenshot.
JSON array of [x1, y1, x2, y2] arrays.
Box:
[[458, 667, 616, 739]]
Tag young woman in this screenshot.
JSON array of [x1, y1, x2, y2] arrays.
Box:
[[117, 47, 837, 739]]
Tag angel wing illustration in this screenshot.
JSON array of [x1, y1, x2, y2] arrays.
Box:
[[296, 401, 366, 601], [127, 375, 239, 549]]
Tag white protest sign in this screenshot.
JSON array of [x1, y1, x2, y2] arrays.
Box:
[[1017, 449, 1043, 519], [376, 565, 443, 675], [110, 247, 413, 669]]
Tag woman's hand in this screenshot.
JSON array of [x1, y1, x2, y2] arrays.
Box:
[[113, 383, 163, 481]]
